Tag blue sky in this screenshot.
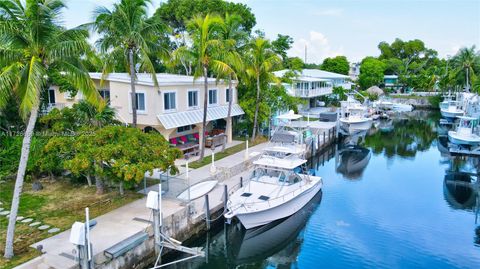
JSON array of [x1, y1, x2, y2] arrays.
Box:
[[64, 0, 479, 63]]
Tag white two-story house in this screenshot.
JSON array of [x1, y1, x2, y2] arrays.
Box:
[[274, 69, 352, 111], [47, 73, 244, 153]]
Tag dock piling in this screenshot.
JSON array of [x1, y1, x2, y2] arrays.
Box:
[[205, 194, 211, 231], [240, 177, 243, 188], [223, 185, 228, 209]]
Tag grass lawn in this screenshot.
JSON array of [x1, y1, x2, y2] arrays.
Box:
[[188, 136, 268, 169], [0, 179, 143, 269]]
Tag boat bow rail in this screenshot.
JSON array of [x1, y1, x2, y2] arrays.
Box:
[[225, 177, 322, 215]]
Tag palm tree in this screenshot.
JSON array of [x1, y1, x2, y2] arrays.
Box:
[[186, 14, 228, 159], [244, 38, 282, 142], [452, 46, 480, 91], [0, 0, 99, 258], [215, 13, 246, 149], [93, 0, 168, 127]]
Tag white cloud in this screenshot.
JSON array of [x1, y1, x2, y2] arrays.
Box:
[[289, 31, 345, 64], [312, 8, 344, 17]]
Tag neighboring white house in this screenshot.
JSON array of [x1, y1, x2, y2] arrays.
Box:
[[47, 72, 244, 154], [274, 69, 352, 111], [349, 63, 361, 81]]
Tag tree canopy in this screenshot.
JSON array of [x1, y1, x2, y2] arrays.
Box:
[[359, 57, 386, 90], [321, 56, 350, 75], [155, 0, 256, 34]]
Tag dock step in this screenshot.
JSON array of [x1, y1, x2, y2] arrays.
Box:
[[104, 231, 149, 259]]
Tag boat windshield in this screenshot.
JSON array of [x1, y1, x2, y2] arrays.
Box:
[[251, 166, 303, 185]]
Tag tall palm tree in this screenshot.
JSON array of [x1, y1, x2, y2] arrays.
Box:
[[0, 0, 99, 258], [186, 14, 228, 159], [244, 38, 282, 142], [452, 46, 480, 91], [93, 0, 168, 127], [215, 13, 245, 149]]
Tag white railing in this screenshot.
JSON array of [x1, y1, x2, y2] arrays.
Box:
[[295, 87, 333, 98]]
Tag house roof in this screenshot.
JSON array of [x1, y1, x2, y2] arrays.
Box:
[[89, 72, 227, 87], [157, 104, 244, 129], [274, 69, 349, 80]]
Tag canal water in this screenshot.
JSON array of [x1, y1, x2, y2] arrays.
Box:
[[163, 111, 480, 269]]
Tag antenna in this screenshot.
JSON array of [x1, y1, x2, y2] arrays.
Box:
[[304, 44, 307, 63]]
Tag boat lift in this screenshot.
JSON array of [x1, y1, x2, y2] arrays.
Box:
[[147, 184, 205, 269]]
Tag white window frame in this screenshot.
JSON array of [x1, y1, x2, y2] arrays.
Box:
[[128, 89, 147, 114], [163, 90, 177, 113], [187, 90, 199, 109], [208, 89, 218, 106]]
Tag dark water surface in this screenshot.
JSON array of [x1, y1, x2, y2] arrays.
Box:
[[164, 111, 480, 269]]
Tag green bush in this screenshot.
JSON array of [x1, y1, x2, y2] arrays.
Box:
[[428, 95, 442, 108]]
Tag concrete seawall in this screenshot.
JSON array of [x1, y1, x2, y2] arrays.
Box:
[[16, 126, 338, 269]]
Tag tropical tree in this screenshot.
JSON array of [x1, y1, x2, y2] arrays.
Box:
[[244, 38, 282, 142], [213, 13, 246, 149], [321, 56, 350, 75], [186, 13, 228, 159], [0, 0, 99, 258], [359, 57, 386, 90], [93, 0, 169, 127], [451, 46, 480, 91]]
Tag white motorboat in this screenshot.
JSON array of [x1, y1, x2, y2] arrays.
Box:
[[224, 110, 322, 229], [224, 156, 322, 229], [374, 100, 393, 110], [448, 116, 480, 146], [392, 103, 414, 112], [441, 101, 464, 119], [339, 98, 372, 134]]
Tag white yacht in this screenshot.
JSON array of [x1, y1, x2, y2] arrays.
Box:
[[224, 155, 322, 229], [441, 101, 464, 119], [224, 112, 322, 229], [448, 116, 480, 146], [339, 98, 372, 134]]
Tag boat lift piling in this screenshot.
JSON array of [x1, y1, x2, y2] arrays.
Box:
[[147, 184, 205, 269]]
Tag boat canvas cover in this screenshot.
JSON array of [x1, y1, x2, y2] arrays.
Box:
[[271, 131, 296, 143]]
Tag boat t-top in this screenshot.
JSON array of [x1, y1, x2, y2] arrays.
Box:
[[339, 97, 372, 134], [224, 111, 322, 229], [448, 116, 480, 147]]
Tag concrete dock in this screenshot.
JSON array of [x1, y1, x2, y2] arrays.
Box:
[[16, 124, 338, 269]]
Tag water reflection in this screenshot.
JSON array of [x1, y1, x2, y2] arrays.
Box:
[[365, 113, 438, 158], [443, 171, 478, 210], [335, 145, 371, 180]]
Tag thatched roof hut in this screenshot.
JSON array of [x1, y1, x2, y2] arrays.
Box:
[[366, 86, 384, 96]]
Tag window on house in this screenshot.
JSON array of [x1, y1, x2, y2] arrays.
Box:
[[208, 89, 217, 105], [177, 125, 192, 133], [164, 92, 176, 110], [136, 92, 146, 111], [99, 90, 110, 102], [188, 91, 198, 107], [48, 89, 55, 104], [226, 88, 231, 102]]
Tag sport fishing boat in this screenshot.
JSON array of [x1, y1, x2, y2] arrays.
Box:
[[448, 116, 480, 146], [441, 101, 464, 119], [224, 112, 322, 229], [224, 155, 322, 229], [339, 98, 372, 134]]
